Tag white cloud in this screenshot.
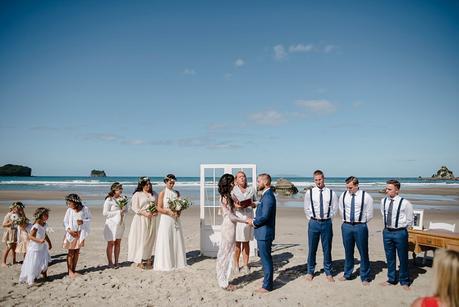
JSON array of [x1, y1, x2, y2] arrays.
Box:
[[182, 68, 196, 75], [324, 44, 337, 53], [250, 110, 286, 125], [289, 44, 314, 53], [273, 44, 287, 60], [122, 139, 146, 145], [352, 101, 363, 108], [85, 133, 119, 142], [296, 99, 336, 113], [234, 58, 245, 67]]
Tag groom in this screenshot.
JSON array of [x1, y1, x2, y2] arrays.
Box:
[[249, 173, 276, 293]]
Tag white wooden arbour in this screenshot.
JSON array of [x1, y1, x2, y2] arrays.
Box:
[[200, 164, 257, 257]]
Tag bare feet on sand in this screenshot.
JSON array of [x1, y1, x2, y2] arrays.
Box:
[[254, 288, 269, 294], [379, 281, 393, 287], [326, 275, 335, 282], [304, 274, 313, 281]]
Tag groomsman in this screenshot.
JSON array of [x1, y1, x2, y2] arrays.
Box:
[[304, 170, 338, 282], [338, 176, 374, 285], [380, 179, 413, 290]]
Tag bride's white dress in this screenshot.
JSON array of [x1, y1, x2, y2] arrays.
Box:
[[216, 200, 247, 288], [153, 188, 187, 271]]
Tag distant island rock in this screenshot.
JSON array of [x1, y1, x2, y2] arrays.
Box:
[[0, 164, 32, 176], [90, 170, 106, 177], [274, 178, 299, 196], [419, 166, 458, 181]]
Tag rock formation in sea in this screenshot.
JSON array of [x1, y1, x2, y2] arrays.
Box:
[[90, 169, 107, 177], [0, 164, 32, 176], [274, 178, 299, 196]]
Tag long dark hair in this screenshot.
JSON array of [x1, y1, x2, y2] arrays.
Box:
[[134, 177, 151, 194], [106, 182, 122, 200], [218, 173, 235, 210]]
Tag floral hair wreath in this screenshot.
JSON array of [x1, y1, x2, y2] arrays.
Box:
[[9, 201, 25, 210], [34, 208, 50, 221], [111, 182, 123, 192], [138, 176, 150, 184], [65, 193, 82, 204]]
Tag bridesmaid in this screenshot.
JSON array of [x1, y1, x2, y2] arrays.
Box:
[[103, 182, 128, 268], [127, 177, 158, 269], [153, 174, 187, 271]]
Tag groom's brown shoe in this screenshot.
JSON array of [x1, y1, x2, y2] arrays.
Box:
[[255, 288, 269, 294]]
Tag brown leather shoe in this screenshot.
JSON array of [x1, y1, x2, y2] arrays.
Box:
[[255, 288, 270, 294], [326, 275, 335, 282]]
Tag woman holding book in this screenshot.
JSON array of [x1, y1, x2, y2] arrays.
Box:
[[127, 177, 158, 269], [231, 171, 257, 274], [153, 174, 187, 271]]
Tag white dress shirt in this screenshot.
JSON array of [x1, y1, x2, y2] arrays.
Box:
[[304, 186, 338, 219], [380, 195, 414, 229], [338, 189, 374, 223]]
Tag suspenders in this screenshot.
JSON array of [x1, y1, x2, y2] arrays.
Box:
[[342, 190, 366, 222], [309, 188, 333, 219], [384, 197, 404, 228]]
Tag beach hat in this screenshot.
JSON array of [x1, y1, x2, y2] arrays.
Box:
[[163, 174, 177, 183]]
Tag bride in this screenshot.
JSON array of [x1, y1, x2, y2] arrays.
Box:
[[153, 174, 187, 271], [216, 173, 252, 291]]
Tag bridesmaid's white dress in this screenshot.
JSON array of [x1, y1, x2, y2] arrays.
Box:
[[216, 200, 247, 288], [153, 188, 187, 271]]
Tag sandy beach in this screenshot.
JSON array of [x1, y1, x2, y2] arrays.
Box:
[[1, 189, 458, 306]]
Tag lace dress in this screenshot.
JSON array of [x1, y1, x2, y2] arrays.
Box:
[[216, 200, 248, 288]]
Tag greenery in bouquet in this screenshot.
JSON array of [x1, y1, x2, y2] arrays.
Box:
[[146, 200, 157, 213], [168, 198, 192, 212], [9, 213, 21, 225], [115, 196, 129, 210]]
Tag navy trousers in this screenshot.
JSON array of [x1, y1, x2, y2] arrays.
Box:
[[307, 219, 333, 275], [257, 239, 273, 291], [341, 223, 370, 281], [383, 228, 410, 286]]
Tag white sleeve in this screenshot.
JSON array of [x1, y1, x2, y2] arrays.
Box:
[[338, 192, 344, 218], [380, 198, 385, 218], [330, 191, 339, 217], [405, 200, 414, 226], [366, 193, 374, 222], [304, 190, 311, 219], [130, 193, 142, 214], [83, 206, 92, 223], [63, 208, 71, 230], [103, 199, 119, 218]]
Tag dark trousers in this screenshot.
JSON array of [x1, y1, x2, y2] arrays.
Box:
[[257, 239, 273, 291], [307, 219, 333, 275], [341, 223, 370, 281], [383, 228, 410, 285]]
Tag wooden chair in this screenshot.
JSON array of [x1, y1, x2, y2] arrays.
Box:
[[423, 222, 456, 264]]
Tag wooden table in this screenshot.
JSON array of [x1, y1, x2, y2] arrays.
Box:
[[408, 228, 459, 260]]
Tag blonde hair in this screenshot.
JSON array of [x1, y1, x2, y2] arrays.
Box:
[[432, 249, 459, 307]]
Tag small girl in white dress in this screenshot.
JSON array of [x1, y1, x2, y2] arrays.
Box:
[[19, 207, 52, 286], [103, 182, 128, 268], [16, 217, 32, 260]]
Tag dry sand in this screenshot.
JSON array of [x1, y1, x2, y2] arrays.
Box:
[[1, 190, 458, 306]]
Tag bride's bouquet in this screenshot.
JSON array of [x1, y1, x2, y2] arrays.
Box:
[[115, 196, 129, 210], [168, 198, 192, 213], [146, 200, 157, 213]]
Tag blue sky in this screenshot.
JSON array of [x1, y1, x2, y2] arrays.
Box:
[[1, 0, 458, 177]]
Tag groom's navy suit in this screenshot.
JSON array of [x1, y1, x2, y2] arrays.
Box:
[[253, 187, 276, 291]]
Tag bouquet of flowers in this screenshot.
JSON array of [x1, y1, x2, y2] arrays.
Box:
[[146, 200, 157, 213], [10, 213, 20, 225], [15, 216, 29, 227], [168, 198, 192, 213], [115, 196, 129, 210]]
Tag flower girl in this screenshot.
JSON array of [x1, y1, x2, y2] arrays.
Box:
[[2, 202, 26, 267], [19, 208, 52, 286], [63, 194, 92, 278], [16, 216, 32, 260]]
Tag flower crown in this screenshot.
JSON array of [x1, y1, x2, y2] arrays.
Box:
[[9, 201, 25, 210], [138, 176, 150, 184], [65, 194, 82, 204], [34, 208, 50, 221]]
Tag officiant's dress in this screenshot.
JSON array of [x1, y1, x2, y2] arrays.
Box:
[[231, 186, 256, 242], [153, 188, 186, 271], [216, 199, 247, 288]]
